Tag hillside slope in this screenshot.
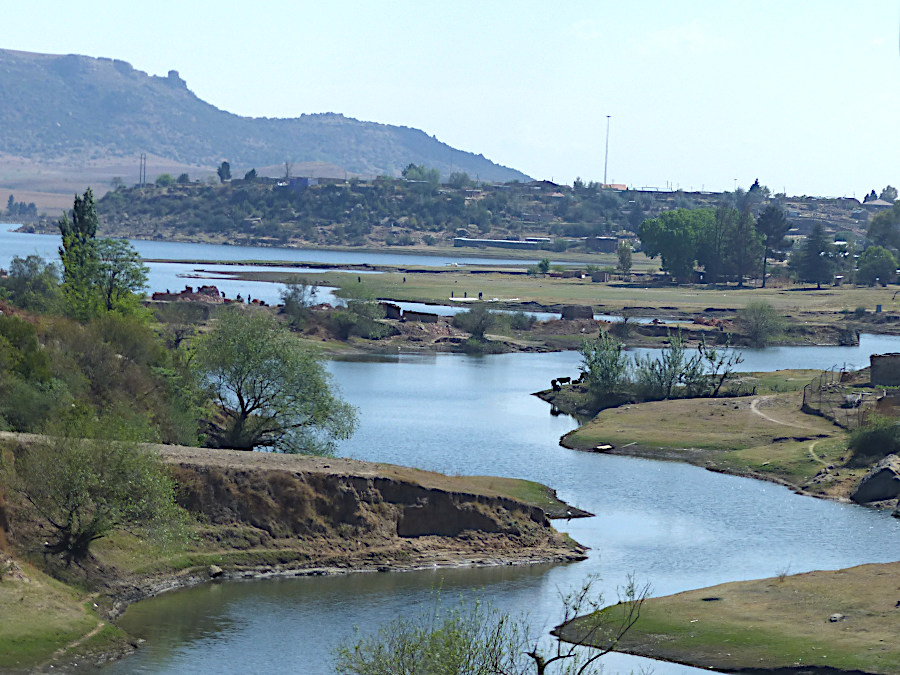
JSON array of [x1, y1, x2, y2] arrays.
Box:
[[0, 49, 528, 182]]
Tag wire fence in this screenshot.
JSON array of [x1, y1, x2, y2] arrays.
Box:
[[801, 368, 876, 430]]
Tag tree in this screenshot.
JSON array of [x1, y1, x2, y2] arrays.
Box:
[[280, 279, 318, 328], [867, 202, 900, 251], [880, 185, 898, 203], [756, 205, 791, 288], [857, 245, 898, 286], [4, 414, 188, 564], [401, 163, 440, 186], [538, 257, 551, 274], [447, 171, 474, 189], [724, 210, 763, 286], [217, 161, 231, 183], [616, 241, 632, 275], [155, 173, 175, 187], [0, 255, 61, 312], [334, 575, 648, 675], [192, 308, 357, 454], [6, 194, 14, 214], [697, 204, 734, 283], [94, 238, 149, 311], [244, 168, 257, 182], [579, 332, 628, 398], [790, 223, 835, 289], [177, 172, 191, 184], [638, 208, 714, 282], [58, 189, 101, 318]]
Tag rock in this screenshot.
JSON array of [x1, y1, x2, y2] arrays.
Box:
[[851, 455, 900, 504], [829, 613, 845, 622], [560, 305, 594, 320], [208, 564, 224, 578]]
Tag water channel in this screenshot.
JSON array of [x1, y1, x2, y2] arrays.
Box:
[[4, 229, 900, 674]]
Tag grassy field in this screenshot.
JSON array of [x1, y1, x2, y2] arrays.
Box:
[[232, 266, 900, 318], [585, 562, 900, 674], [559, 387, 864, 499]]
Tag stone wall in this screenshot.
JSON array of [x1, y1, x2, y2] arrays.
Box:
[[870, 353, 900, 386]]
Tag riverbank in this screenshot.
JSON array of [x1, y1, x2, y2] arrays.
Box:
[[0, 443, 588, 671], [554, 386, 864, 503], [570, 561, 900, 675]]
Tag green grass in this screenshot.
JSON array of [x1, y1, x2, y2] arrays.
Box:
[[592, 562, 900, 674], [233, 266, 900, 317], [559, 389, 860, 497], [0, 560, 124, 670]]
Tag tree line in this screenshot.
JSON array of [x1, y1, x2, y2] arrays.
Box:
[[638, 181, 900, 288]]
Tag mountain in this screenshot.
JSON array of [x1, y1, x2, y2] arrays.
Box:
[[0, 49, 529, 182]]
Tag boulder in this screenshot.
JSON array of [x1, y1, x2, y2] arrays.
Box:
[[850, 454, 900, 504], [560, 305, 593, 320]]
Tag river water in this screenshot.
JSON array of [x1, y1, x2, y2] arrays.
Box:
[[4, 229, 900, 674], [105, 345, 900, 675]]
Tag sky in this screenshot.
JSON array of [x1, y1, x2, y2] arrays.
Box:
[[4, 1, 900, 197]]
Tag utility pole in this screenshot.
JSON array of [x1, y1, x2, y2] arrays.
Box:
[[139, 153, 146, 186], [603, 115, 611, 186]]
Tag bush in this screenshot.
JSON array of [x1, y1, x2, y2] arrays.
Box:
[[507, 311, 535, 330], [451, 304, 496, 341], [848, 415, 900, 466], [580, 332, 628, 397], [737, 301, 784, 347]]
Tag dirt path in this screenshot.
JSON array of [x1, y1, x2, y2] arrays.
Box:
[[749, 396, 830, 467], [749, 395, 825, 432]]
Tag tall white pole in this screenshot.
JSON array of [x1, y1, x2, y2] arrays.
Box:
[[603, 115, 611, 186]]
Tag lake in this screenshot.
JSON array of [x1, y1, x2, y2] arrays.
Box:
[[106, 348, 900, 675], [5, 228, 899, 675]]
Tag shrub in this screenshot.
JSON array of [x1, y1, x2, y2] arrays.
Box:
[[737, 301, 784, 347], [580, 332, 628, 397], [848, 415, 900, 466], [451, 304, 496, 341]]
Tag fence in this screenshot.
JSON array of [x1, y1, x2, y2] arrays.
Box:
[[801, 368, 875, 430]]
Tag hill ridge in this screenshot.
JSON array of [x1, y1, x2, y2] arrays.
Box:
[[0, 48, 529, 182]]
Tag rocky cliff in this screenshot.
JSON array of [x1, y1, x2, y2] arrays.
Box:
[[161, 447, 585, 573]]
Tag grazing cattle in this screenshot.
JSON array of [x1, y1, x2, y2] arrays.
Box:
[[557, 376, 571, 385], [551, 379, 561, 391]]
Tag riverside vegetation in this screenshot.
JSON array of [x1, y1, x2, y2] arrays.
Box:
[[6, 186, 900, 672], [0, 191, 592, 671]]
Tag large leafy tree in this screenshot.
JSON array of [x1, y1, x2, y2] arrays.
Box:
[[638, 208, 713, 282], [0, 255, 61, 312], [756, 205, 791, 288], [193, 308, 357, 454], [58, 188, 101, 318], [697, 204, 734, 284], [790, 223, 835, 289], [724, 210, 763, 286], [868, 202, 900, 251], [57, 190, 149, 317], [5, 414, 188, 563], [857, 245, 898, 286], [95, 238, 149, 311]]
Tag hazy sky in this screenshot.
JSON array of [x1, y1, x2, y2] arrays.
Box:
[[5, 1, 899, 197]]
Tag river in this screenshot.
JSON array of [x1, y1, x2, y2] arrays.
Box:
[[105, 346, 900, 675], [4, 229, 900, 674]]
